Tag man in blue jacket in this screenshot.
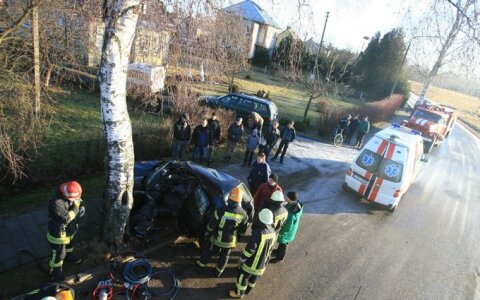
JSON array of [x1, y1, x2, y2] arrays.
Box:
[[247, 153, 271, 195]]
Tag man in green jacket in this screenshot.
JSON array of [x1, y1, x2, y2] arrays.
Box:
[[272, 191, 303, 263]]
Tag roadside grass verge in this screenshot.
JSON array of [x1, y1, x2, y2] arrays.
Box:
[[410, 81, 480, 135]]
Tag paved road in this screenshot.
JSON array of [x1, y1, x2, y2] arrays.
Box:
[[174, 124, 480, 299], [250, 124, 480, 300]]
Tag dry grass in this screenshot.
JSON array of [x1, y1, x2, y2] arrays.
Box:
[[410, 81, 480, 133], [173, 66, 362, 124]]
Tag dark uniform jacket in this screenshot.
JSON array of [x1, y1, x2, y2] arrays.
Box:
[[206, 200, 248, 248], [264, 201, 288, 235], [208, 118, 221, 142], [47, 191, 79, 245], [240, 223, 276, 275], [173, 120, 191, 141], [280, 126, 296, 142]]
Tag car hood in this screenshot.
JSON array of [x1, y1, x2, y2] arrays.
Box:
[[185, 161, 241, 198]]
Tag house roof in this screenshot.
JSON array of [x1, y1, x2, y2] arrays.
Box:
[[223, 0, 281, 29]]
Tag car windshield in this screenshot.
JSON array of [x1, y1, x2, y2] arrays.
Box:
[[412, 110, 442, 123], [356, 149, 403, 182]]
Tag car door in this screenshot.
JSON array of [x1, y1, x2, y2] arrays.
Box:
[[178, 184, 211, 236]]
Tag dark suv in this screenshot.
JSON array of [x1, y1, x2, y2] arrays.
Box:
[[200, 93, 278, 127]]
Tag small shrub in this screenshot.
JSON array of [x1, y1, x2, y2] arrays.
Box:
[[245, 74, 251, 80], [294, 121, 307, 132], [229, 84, 240, 93]]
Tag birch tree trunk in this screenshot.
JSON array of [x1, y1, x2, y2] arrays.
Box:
[[99, 0, 139, 246], [32, 3, 41, 117]]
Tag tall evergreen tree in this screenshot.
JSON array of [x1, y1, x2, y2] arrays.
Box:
[[352, 29, 407, 100]]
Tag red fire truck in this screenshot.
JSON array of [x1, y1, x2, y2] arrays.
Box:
[[402, 101, 458, 153]]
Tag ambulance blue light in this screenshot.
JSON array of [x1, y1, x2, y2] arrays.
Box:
[[392, 123, 400, 128], [411, 130, 421, 135]]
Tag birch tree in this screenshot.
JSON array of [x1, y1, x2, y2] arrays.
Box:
[[99, 0, 139, 246], [412, 0, 479, 100]]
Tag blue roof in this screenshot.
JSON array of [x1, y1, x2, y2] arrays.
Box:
[[223, 0, 281, 29]]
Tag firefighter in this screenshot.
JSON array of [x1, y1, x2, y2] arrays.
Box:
[[24, 283, 75, 300], [196, 186, 249, 278], [259, 190, 288, 235], [229, 208, 276, 298], [47, 181, 85, 281]]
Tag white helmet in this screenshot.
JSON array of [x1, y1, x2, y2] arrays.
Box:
[[270, 190, 284, 202], [258, 208, 274, 225]]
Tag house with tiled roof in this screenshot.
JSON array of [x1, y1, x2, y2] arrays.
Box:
[[223, 0, 282, 59]]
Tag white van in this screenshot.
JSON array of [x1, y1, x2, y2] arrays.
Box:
[[343, 124, 426, 212]]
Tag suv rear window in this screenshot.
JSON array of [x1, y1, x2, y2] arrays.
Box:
[[253, 102, 268, 114], [356, 149, 382, 173]]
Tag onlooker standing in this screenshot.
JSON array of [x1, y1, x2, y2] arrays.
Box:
[[339, 114, 351, 139], [247, 153, 271, 195], [253, 173, 282, 210], [355, 115, 370, 149], [273, 191, 303, 263], [243, 129, 260, 166], [229, 209, 276, 298], [191, 118, 213, 164], [346, 114, 359, 144], [171, 113, 191, 160], [224, 117, 244, 162], [247, 112, 264, 136], [263, 121, 280, 160], [272, 121, 296, 164], [207, 112, 221, 165]]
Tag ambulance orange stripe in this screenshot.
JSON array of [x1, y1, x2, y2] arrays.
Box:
[[358, 183, 367, 195], [363, 140, 388, 180], [368, 143, 396, 202]]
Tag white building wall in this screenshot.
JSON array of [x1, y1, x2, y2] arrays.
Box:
[[248, 22, 260, 58]]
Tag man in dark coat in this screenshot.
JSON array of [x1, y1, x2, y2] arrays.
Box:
[[207, 112, 221, 165], [346, 114, 359, 144], [247, 153, 271, 195], [171, 113, 191, 160], [272, 121, 296, 164], [191, 118, 213, 164], [224, 117, 244, 162], [263, 121, 280, 160]]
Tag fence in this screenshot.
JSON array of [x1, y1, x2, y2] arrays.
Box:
[[2, 129, 171, 189]]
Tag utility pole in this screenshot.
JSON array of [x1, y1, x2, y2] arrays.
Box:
[[311, 11, 329, 80]]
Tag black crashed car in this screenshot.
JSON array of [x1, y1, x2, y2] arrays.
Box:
[[130, 160, 254, 237]]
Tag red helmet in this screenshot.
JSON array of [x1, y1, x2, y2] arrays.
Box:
[[59, 181, 82, 200]]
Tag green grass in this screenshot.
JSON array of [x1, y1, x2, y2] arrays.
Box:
[[0, 175, 105, 218], [44, 87, 166, 144]]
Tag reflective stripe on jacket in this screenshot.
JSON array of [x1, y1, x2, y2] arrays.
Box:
[[240, 223, 276, 276], [207, 202, 248, 248], [47, 191, 79, 245]]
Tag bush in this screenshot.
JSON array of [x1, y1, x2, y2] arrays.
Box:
[[294, 120, 307, 132], [245, 74, 251, 80], [252, 46, 271, 67], [229, 84, 240, 93]]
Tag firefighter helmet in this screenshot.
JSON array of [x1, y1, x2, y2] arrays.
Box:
[[258, 208, 273, 225], [229, 186, 242, 203], [55, 290, 74, 300], [60, 181, 82, 201], [270, 190, 284, 202]]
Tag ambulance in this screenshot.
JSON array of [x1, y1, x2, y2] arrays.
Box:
[[343, 124, 427, 212]]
